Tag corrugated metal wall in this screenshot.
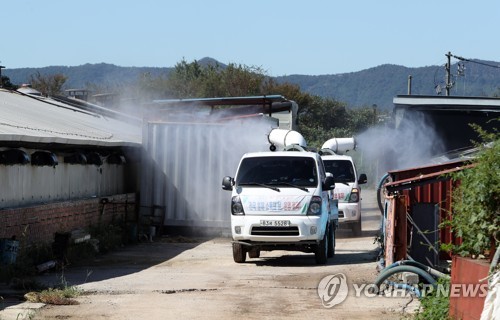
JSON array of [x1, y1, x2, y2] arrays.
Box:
[[140, 119, 276, 230], [1, 160, 131, 208], [383, 161, 467, 266]]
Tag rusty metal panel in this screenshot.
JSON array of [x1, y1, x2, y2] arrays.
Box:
[[384, 162, 468, 264], [388, 159, 468, 182], [394, 196, 407, 262], [384, 197, 396, 266], [449, 256, 490, 320]]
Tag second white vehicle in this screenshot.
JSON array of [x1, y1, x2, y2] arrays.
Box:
[[320, 138, 367, 236]]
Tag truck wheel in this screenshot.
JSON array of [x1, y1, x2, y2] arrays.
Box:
[[352, 219, 362, 237], [315, 231, 328, 264], [248, 249, 260, 259], [232, 243, 246, 263], [327, 224, 335, 258]]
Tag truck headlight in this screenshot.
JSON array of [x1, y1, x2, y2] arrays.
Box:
[[231, 196, 245, 215], [307, 196, 322, 215], [349, 188, 360, 203]]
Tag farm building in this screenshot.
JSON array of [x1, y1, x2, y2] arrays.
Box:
[[0, 88, 142, 251]]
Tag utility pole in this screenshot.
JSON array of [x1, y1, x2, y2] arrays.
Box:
[[445, 52, 452, 96], [0, 64, 5, 88]]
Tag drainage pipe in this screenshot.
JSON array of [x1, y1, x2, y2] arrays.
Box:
[[383, 260, 450, 280]]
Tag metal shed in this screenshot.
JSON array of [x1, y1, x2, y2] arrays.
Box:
[[0, 88, 142, 208], [381, 159, 474, 269]]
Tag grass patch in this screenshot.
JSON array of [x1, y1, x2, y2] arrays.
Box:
[[413, 277, 451, 320], [89, 223, 125, 253], [24, 285, 81, 305]]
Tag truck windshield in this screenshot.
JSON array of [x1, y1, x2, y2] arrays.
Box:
[[323, 160, 355, 183], [236, 156, 318, 187]]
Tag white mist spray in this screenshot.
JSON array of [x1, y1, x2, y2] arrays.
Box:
[[356, 110, 445, 182], [142, 104, 278, 232]]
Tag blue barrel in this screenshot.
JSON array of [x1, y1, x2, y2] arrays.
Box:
[[0, 239, 20, 265]]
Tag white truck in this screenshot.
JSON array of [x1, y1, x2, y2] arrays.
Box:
[[320, 138, 367, 236], [222, 129, 338, 264]]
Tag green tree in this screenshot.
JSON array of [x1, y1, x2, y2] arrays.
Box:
[[140, 59, 273, 99], [447, 122, 499, 257], [164, 59, 204, 98], [138, 72, 170, 100], [1, 75, 17, 90], [163, 59, 271, 98], [217, 63, 268, 97], [137, 58, 380, 149], [30, 72, 67, 97], [348, 106, 379, 133]]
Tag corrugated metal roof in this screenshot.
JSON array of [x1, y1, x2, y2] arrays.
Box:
[[0, 89, 142, 147]]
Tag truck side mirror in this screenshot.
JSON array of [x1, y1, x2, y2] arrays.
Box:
[[358, 173, 367, 184], [323, 176, 335, 190], [222, 176, 234, 191]]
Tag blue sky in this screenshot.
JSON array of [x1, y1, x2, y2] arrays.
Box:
[[2, 0, 499, 76]]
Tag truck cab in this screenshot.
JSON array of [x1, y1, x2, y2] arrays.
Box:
[[319, 137, 367, 236], [222, 150, 338, 264], [321, 153, 367, 236]]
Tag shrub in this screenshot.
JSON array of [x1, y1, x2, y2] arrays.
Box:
[[446, 123, 499, 257], [414, 277, 451, 320]]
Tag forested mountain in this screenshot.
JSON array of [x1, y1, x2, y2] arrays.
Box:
[[4, 58, 499, 110], [276, 61, 500, 109], [4, 63, 170, 89]]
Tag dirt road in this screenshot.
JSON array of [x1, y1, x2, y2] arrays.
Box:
[[30, 189, 418, 320]]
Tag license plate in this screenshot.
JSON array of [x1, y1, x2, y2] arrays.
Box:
[[260, 220, 291, 227]]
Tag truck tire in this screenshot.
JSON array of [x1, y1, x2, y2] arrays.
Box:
[[232, 243, 246, 263], [315, 231, 328, 264], [352, 219, 362, 237], [327, 223, 335, 258], [248, 249, 260, 258]]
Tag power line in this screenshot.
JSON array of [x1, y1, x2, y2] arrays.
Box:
[[451, 54, 500, 69]]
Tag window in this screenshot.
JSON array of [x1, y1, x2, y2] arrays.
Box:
[[323, 160, 355, 183], [237, 156, 318, 187]]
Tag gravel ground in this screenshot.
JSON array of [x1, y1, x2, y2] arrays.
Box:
[[3, 189, 419, 320]]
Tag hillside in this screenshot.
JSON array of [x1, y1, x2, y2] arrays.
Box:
[[4, 58, 499, 110], [277, 61, 500, 109]]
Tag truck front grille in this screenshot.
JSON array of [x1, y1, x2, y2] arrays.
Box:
[[338, 210, 345, 218], [251, 226, 300, 236]]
